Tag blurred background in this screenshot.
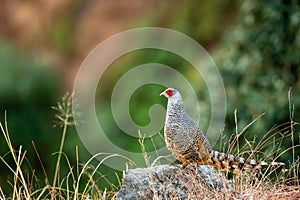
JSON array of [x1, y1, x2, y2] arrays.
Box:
[[0, 0, 299, 194]]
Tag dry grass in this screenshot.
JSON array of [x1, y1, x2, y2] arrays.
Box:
[[217, 108, 300, 199], [0, 92, 299, 199], [136, 106, 300, 199], [0, 94, 129, 199], [136, 114, 299, 199]]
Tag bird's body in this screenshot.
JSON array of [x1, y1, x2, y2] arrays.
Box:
[[160, 88, 284, 174]]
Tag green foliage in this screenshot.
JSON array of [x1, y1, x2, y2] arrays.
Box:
[[0, 43, 58, 105], [134, 0, 240, 47], [0, 42, 120, 195], [219, 0, 300, 160], [0, 41, 62, 192]]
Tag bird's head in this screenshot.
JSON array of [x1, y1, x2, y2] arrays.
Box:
[[160, 88, 180, 99]]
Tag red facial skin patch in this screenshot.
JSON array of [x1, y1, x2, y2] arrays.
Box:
[[166, 89, 174, 97]]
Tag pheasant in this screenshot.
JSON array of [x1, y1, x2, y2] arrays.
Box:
[[160, 87, 285, 174]]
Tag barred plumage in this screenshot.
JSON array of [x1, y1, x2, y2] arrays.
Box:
[[205, 150, 285, 174], [160, 88, 285, 174]]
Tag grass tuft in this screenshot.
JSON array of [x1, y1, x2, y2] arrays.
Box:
[[0, 92, 299, 199]]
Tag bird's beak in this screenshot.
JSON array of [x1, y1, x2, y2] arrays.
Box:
[[160, 91, 165, 96]]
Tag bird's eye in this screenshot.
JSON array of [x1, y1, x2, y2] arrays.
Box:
[[166, 89, 174, 97]]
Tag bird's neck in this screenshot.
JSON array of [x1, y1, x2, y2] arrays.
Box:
[[166, 97, 186, 120]]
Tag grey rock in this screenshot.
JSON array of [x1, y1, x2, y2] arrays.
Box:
[[116, 164, 235, 200]]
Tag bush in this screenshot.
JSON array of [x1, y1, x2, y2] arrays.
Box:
[[0, 41, 62, 192], [219, 0, 300, 162]]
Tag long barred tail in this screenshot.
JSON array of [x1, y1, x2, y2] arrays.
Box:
[[206, 150, 285, 174]]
